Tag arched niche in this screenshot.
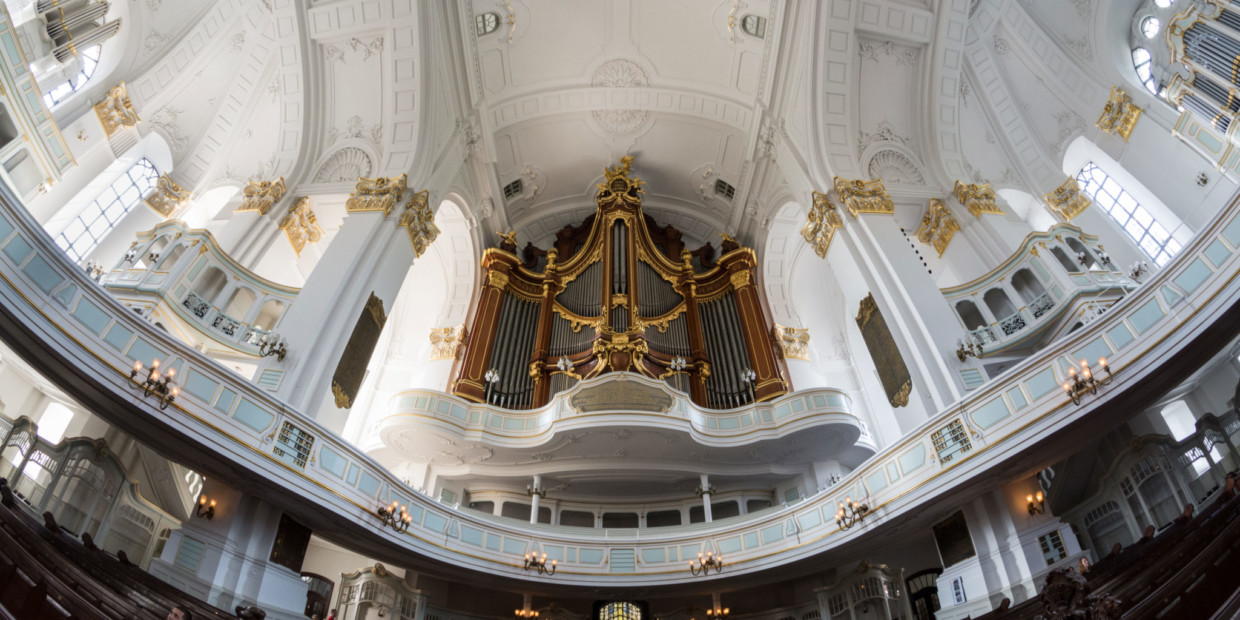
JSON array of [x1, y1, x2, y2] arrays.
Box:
[[982, 288, 1017, 320], [1011, 268, 1047, 303], [223, 287, 256, 320], [194, 267, 227, 302], [253, 299, 286, 332], [955, 300, 987, 331]]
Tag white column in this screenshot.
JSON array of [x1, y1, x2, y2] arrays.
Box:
[[700, 474, 713, 523], [529, 475, 541, 524]]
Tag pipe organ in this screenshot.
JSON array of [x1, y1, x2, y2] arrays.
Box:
[[452, 158, 788, 409]]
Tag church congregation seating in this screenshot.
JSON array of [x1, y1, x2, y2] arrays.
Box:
[[971, 474, 1240, 619], [0, 478, 243, 620]]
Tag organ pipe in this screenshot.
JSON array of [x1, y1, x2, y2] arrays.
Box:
[[451, 157, 788, 409]]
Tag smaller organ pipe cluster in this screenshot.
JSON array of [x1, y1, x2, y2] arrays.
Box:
[[452, 157, 787, 410]]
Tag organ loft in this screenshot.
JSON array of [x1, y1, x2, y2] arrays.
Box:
[[453, 157, 788, 410]]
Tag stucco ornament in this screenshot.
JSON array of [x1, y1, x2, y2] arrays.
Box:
[[591, 59, 649, 134]]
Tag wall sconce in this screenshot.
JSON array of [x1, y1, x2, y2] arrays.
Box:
[[741, 368, 757, 401], [256, 333, 288, 361], [956, 338, 983, 361], [123, 248, 138, 264], [659, 356, 687, 380], [1027, 491, 1046, 515], [705, 607, 730, 617], [484, 368, 501, 402], [1062, 357, 1112, 406], [130, 359, 178, 410], [195, 495, 216, 520], [1128, 261, 1150, 283], [514, 611, 539, 618], [554, 356, 581, 381], [1096, 250, 1114, 269], [689, 551, 723, 576], [835, 497, 870, 530], [523, 551, 556, 575], [378, 501, 411, 532]]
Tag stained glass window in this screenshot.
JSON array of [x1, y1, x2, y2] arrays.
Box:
[[599, 602, 641, 620]]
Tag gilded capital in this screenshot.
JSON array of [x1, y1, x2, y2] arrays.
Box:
[[1096, 85, 1142, 141], [915, 198, 961, 257], [729, 269, 752, 289], [346, 174, 408, 215], [952, 180, 1002, 216], [236, 177, 287, 215], [487, 269, 510, 289], [143, 174, 191, 218], [772, 324, 811, 361], [93, 82, 140, 136], [278, 196, 324, 256], [1043, 176, 1092, 221], [429, 325, 467, 360], [801, 190, 844, 258], [398, 190, 439, 257], [833, 177, 894, 218]]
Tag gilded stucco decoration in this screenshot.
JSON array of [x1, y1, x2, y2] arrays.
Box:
[[833, 177, 895, 218], [429, 325, 467, 360], [236, 177, 286, 215], [801, 190, 843, 258], [142, 174, 190, 218], [915, 199, 961, 257], [278, 196, 323, 256], [953, 180, 1002, 216], [398, 190, 439, 257], [772, 324, 811, 360], [596, 155, 645, 206], [346, 174, 408, 215], [1096, 85, 1142, 141], [1043, 176, 1092, 221], [93, 82, 140, 136]]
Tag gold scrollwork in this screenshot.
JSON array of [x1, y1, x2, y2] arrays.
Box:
[[729, 270, 752, 289], [236, 177, 286, 215], [952, 180, 1002, 217], [634, 303, 686, 333], [429, 325, 466, 360], [834, 177, 894, 218], [1097, 85, 1142, 141], [143, 174, 191, 218], [487, 270, 510, 289], [1043, 176, 1092, 222], [915, 198, 961, 257], [278, 196, 324, 256], [93, 82, 140, 136], [801, 191, 844, 258], [346, 174, 408, 215], [772, 324, 811, 361], [596, 155, 645, 206], [552, 304, 602, 333], [398, 190, 439, 257]]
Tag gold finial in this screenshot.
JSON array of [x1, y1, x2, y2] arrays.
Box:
[[497, 230, 518, 247]]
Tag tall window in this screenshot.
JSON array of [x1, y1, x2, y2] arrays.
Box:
[[56, 158, 161, 263], [1075, 162, 1181, 267], [43, 45, 102, 108]]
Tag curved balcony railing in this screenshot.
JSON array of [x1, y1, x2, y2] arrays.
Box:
[[0, 176, 1239, 586], [101, 220, 299, 357], [943, 224, 1136, 352]]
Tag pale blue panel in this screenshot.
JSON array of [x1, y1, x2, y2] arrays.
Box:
[[717, 537, 743, 554], [997, 389, 1024, 417], [739, 415, 753, 427], [103, 324, 133, 351], [3, 235, 31, 263], [1130, 299, 1165, 334], [812, 394, 827, 407], [609, 549, 635, 573], [499, 537, 524, 554], [319, 447, 347, 478], [760, 524, 783, 544], [797, 510, 822, 531], [1107, 323, 1135, 350], [1173, 258, 1213, 294], [1161, 285, 1183, 307], [485, 533, 502, 551], [972, 397, 1011, 429], [470, 412, 480, 424], [743, 532, 759, 549], [792, 399, 805, 413], [579, 549, 604, 564], [827, 394, 847, 408], [502, 417, 523, 430], [865, 471, 889, 492], [761, 410, 772, 422], [459, 525, 484, 546], [52, 283, 76, 306], [1223, 216, 1240, 247], [71, 298, 110, 335], [256, 370, 282, 390], [487, 414, 502, 428], [214, 388, 236, 413], [423, 512, 448, 533], [451, 404, 468, 421], [886, 462, 901, 481], [346, 464, 360, 486], [127, 339, 162, 364], [436, 400, 452, 414], [187, 256, 206, 281], [899, 444, 927, 472], [960, 369, 985, 389], [21, 255, 61, 292], [1051, 285, 1064, 299], [706, 418, 717, 430], [1026, 367, 1059, 398], [1072, 338, 1112, 367], [404, 504, 423, 525], [0, 212, 13, 240], [412, 396, 426, 408], [542, 545, 564, 562], [774, 404, 790, 419], [232, 399, 274, 432], [182, 369, 218, 403], [641, 548, 666, 564], [718, 417, 740, 430], [679, 544, 700, 560], [1205, 238, 1232, 268]]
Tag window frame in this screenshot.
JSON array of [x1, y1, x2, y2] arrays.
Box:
[[1074, 161, 1181, 267], [43, 45, 102, 108], [55, 158, 162, 263]]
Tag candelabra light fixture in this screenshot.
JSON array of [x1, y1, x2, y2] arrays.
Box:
[[377, 500, 412, 532], [1027, 490, 1046, 515], [514, 610, 539, 618], [83, 260, 104, 281], [555, 356, 581, 380], [955, 337, 983, 361], [835, 496, 870, 530], [256, 332, 288, 361], [195, 494, 216, 520], [123, 248, 138, 264], [1062, 357, 1112, 406], [659, 355, 688, 380], [1096, 250, 1114, 269], [523, 551, 556, 575], [1129, 261, 1150, 283], [484, 368, 501, 402], [129, 359, 178, 410], [741, 367, 757, 401], [689, 550, 724, 575], [705, 607, 730, 617]]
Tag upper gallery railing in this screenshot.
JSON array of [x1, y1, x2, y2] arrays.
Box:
[[100, 220, 299, 356], [941, 224, 1135, 351], [0, 176, 1238, 585]]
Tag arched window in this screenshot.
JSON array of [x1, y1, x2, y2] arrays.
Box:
[[1075, 162, 1181, 266], [37, 402, 74, 444], [475, 12, 500, 36], [741, 15, 767, 38], [43, 45, 102, 108], [55, 158, 161, 263]]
